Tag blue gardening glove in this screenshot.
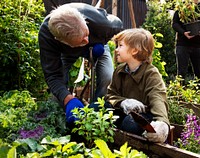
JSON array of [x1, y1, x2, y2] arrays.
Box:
[[92, 43, 104, 57], [65, 98, 84, 124]]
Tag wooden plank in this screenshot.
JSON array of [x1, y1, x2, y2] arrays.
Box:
[[95, 0, 104, 8], [114, 129, 200, 158], [112, 0, 117, 16], [149, 143, 200, 158], [91, 0, 97, 6], [127, 0, 136, 28]]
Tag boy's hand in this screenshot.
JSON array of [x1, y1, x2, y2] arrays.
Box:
[[120, 99, 146, 114], [146, 121, 169, 143]]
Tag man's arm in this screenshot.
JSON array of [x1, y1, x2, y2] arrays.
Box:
[[39, 19, 71, 106]]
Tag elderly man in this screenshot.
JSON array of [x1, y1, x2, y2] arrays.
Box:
[[38, 2, 123, 123]]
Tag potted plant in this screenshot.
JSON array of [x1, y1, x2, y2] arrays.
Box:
[[174, 0, 200, 35]]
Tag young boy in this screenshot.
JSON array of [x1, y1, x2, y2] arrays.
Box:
[[105, 28, 170, 143]]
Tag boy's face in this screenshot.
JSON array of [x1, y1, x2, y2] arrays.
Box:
[[115, 40, 134, 63]]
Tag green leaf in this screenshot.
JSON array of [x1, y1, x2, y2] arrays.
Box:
[[120, 142, 127, 156], [94, 139, 115, 158], [7, 146, 17, 158], [41, 149, 53, 157], [62, 142, 77, 152], [0, 145, 10, 158], [68, 154, 84, 158], [16, 138, 38, 152], [57, 135, 71, 145], [154, 41, 162, 48]]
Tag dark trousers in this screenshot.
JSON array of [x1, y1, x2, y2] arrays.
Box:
[[176, 46, 200, 79]]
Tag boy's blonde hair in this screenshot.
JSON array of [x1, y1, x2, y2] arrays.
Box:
[[48, 5, 86, 42], [112, 28, 154, 63]]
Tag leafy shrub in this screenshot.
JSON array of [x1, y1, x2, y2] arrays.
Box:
[[6, 136, 147, 157], [15, 99, 67, 150], [167, 77, 200, 125], [152, 33, 168, 77], [168, 99, 191, 125], [0, 90, 67, 144], [72, 97, 119, 148], [167, 77, 200, 104], [0, 90, 37, 143], [0, 0, 46, 95], [142, 1, 176, 81]]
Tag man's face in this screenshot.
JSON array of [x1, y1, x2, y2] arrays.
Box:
[[61, 22, 89, 48]]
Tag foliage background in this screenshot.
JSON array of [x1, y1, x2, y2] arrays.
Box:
[[0, 0, 46, 96], [0, 0, 199, 156], [142, 1, 176, 82]]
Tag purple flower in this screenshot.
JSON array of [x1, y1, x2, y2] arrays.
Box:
[[179, 114, 200, 147], [19, 126, 44, 139]]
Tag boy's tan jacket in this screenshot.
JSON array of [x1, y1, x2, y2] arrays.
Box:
[[105, 62, 169, 125]]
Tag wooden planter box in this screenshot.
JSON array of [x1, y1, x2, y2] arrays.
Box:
[[170, 123, 184, 142], [114, 129, 200, 158], [179, 101, 200, 118]]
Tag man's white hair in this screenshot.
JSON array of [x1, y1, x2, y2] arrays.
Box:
[[48, 5, 86, 42]]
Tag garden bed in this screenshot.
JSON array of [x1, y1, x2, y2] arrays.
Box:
[[179, 101, 200, 118], [113, 129, 200, 158]]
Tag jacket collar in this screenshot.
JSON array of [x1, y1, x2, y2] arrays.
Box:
[[116, 62, 148, 84]]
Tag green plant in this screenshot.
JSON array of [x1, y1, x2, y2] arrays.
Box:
[[167, 76, 200, 104], [0, 90, 37, 142], [93, 139, 147, 158], [0, 90, 67, 144], [152, 33, 168, 77], [72, 97, 119, 148], [168, 99, 191, 125], [5, 136, 148, 158], [8, 135, 87, 157], [174, 0, 200, 23]]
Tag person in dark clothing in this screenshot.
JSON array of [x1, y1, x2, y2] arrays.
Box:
[[38, 3, 123, 124], [172, 0, 200, 80]]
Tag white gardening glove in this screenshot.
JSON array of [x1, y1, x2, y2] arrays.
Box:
[[146, 121, 169, 143], [120, 99, 146, 115]]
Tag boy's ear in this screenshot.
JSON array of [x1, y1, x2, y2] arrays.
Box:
[[131, 48, 138, 55]]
